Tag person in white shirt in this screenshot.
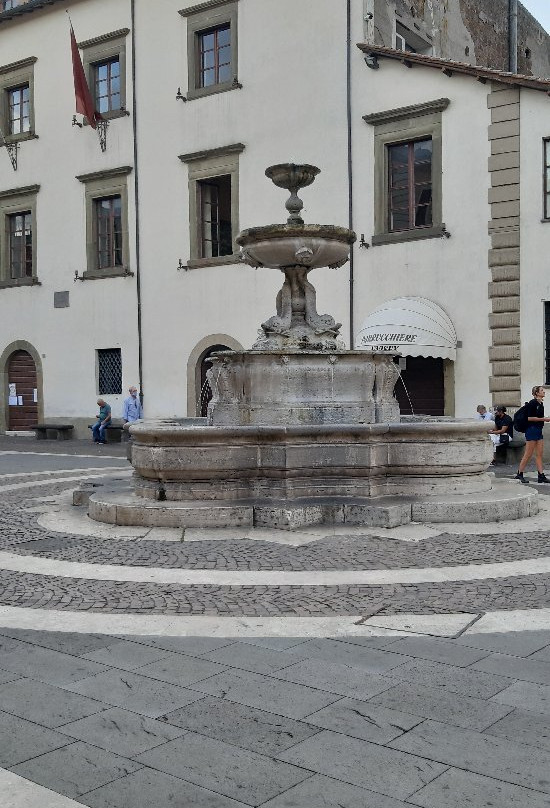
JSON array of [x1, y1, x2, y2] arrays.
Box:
[[122, 386, 143, 424]]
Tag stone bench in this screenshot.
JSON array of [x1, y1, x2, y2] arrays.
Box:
[[494, 438, 525, 465], [35, 424, 74, 441], [88, 422, 128, 443]]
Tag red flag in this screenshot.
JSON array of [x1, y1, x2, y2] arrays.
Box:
[[70, 24, 99, 129]]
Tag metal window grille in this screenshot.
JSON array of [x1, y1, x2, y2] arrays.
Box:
[[388, 138, 432, 232], [98, 348, 122, 394], [545, 303, 550, 386], [197, 24, 231, 88], [95, 195, 123, 269], [8, 85, 30, 135], [94, 58, 121, 114], [9, 211, 32, 279]]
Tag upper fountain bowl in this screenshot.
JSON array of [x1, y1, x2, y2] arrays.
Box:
[[237, 223, 356, 269], [237, 163, 355, 269], [265, 163, 320, 192]]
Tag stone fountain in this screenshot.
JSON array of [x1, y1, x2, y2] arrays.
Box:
[[88, 164, 537, 529]]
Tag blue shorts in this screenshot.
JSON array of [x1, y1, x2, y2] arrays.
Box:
[[525, 424, 544, 441]]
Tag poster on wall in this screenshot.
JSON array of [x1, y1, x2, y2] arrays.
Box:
[[8, 397, 17, 406], [8, 383, 16, 397], [17, 396, 23, 406], [33, 389, 38, 403]]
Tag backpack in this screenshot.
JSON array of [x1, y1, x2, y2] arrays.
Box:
[[513, 403, 529, 433]]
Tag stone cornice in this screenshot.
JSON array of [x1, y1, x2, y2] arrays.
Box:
[[179, 0, 238, 18], [78, 28, 130, 50], [76, 166, 133, 184], [0, 183, 40, 200], [363, 98, 450, 126], [0, 56, 37, 76], [179, 143, 245, 163]]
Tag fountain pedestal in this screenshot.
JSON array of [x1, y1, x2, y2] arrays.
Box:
[[206, 351, 400, 426]]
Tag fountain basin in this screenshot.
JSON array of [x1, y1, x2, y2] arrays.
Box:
[[87, 418, 538, 529], [127, 418, 493, 501]]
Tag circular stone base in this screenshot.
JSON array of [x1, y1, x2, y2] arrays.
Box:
[[88, 481, 538, 531]]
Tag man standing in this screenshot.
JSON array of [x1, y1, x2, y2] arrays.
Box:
[[92, 398, 111, 444], [122, 386, 143, 424]]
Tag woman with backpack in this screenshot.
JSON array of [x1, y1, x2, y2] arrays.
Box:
[[515, 386, 550, 484]]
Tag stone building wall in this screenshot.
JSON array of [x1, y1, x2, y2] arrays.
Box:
[[370, 0, 550, 77]]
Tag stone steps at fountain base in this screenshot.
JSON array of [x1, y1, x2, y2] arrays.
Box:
[[87, 481, 537, 531]]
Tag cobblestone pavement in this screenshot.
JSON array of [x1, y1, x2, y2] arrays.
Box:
[[2, 442, 550, 805], [0, 459, 549, 617]]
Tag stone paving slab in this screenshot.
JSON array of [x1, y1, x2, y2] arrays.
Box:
[[80, 639, 173, 670], [160, 695, 321, 756], [454, 629, 550, 657], [199, 640, 307, 675], [470, 651, 550, 684], [483, 707, 550, 750], [132, 652, 228, 688], [276, 729, 447, 801], [385, 657, 514, 698], [123, 634, 237, 656], [0, 677, 106, 728], [188, 668, 340, 719], [271, 657, 398, 700], [273, 637, 408, 673], [408, 767, 550, 808], [380, 636, 489, 667], [134, 733, 311, 806], [260, 773, 410, 807], [491, 679, 550, 714], [78, 766, 250, 808], [0, 628, 115, 656], [301, 696, 421, 744], [10, 740, 142, 799], [368, 680, 514, 731], [0, 642, 110, 687], [0, 709, 71, 767], [64, 669, 206, 718], [58, 706, 186, 756], [389, 718, 550, 793]]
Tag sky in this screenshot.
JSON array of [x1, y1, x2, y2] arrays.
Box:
[[521, 0, 550, 33]]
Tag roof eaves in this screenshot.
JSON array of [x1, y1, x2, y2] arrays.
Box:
[[357, 43, 550, 95], [0, 0, 66, 24]]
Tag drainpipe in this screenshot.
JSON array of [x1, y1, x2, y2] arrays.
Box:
[[346, 0, 355, 348], [509, 0, 518, 73], [130, 0, 144, 408]]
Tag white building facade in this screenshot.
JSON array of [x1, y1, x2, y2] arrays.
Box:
[[0, 0, 549, 435]]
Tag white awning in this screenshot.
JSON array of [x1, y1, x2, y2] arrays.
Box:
[[356, 297, 457, 360]]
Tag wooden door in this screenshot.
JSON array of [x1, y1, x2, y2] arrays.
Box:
[[394, 356, 445, 416], [8, 350, 38, 429]]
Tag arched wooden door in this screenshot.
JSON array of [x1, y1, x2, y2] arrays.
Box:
[[8, 350, 38, 430]]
